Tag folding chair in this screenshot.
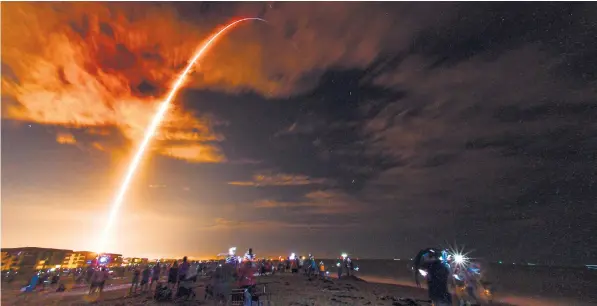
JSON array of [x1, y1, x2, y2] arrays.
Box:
[[230, 288, 246, 306]]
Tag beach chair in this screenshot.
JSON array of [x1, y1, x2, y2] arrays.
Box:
[[230, 288, 247, 305]]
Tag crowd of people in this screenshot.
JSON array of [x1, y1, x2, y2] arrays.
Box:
[[18, 248, 361, 304], [17, 246, 493, 305]]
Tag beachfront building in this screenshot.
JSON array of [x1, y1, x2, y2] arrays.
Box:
[[128, 257, 148, 265], [1, 251, 18, 271], [62, 251, 97, 269], [1, 247, 72, 272]]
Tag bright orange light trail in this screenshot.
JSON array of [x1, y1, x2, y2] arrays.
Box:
[[97, 18, 266, 253]]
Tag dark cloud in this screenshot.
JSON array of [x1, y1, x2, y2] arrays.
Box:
[[177, 2, 597, 262]]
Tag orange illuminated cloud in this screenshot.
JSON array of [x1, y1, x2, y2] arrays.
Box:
[[228, 173, 328, 186], [56, 133, 77, 145], [1, 2, 225, 163], [159, 144, 226, 163], [2, 2, 404, 164]]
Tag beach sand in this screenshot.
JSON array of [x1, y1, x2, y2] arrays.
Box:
[[3, 273, 508, 306]]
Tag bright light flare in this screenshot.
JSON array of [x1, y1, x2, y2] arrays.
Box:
[[97, 17, 266, 253], [447, 245, 472, 268], [454, 254, 465, 264]]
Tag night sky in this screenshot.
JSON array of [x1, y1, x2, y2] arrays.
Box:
[[2, 2, 596, 264]]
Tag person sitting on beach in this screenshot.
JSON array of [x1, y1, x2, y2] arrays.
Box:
[[151, 263, 161, 290], [130, 268, 140, 295], [50, 273, 60, 289], [168, 261, 178, 289], [422, 251, 452, 306]]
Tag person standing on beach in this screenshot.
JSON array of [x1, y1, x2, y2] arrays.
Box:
[[344, 257, 351, 277], [88, 268, 100, 295], [285, 257, 291, 272], [101, 267, 109, 295], [178, 256, 190, 288], [85, 266, 94, 284], [421, 251, 452, 306], [319, 261, 326, 277], [140, 265, 150, 292], [291, 257, 298, 274], [168, 261, 179, 289], [151, 263, 161, 290], [130, 267, 140, 295]]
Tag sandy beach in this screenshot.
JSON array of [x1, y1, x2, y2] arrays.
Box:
[[2, 273, 510, 306]]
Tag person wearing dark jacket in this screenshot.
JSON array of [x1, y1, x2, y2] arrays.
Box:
[[151, 263, 161, 290], [415, 249, 452, 306], [168, 262, 178, 288]]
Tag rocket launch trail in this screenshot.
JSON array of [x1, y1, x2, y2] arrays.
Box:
[[97, 18, 266, 253]]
